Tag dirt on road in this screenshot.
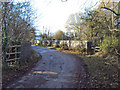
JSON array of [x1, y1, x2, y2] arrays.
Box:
[[6, 46, 88, 88]]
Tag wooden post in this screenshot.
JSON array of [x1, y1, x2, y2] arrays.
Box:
[[6, 45, 21, 63], [85, 41, 92, 55], [0, 1, 2, 89], [15, 46, 17, 64]]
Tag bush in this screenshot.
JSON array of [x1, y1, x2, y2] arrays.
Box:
[[34, 44, 46, 47], [64, 44, 69, 50], [75, 45, 86, 52], [54, 44, 60, 48], [59, 44, 64, 47], [59, 44, 69, 50], [100, 36, 119, 54]]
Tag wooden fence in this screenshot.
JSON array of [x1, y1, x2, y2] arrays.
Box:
[[6, 45, 21, 63]]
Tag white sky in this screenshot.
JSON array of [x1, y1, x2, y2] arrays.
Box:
[[30, 0, 100, 33]]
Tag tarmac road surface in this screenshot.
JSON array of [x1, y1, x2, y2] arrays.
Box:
[[6, 46, 87, 88]]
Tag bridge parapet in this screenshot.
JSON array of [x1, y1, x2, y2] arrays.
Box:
[[39, 40, 92, 52]]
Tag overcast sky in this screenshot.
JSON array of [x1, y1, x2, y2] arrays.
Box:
[[30, 0, 100, 33]]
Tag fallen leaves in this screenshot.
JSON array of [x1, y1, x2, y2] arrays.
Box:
[[82, 55, 119, 88]]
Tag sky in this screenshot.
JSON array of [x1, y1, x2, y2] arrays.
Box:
[[30, 0, 100, 34]]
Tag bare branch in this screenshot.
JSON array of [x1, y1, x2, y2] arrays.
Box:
[[115, 48, 120, 56], [101, 7, 120, 16]]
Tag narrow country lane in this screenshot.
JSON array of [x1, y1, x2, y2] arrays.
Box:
[[6, 46, 87, 88]]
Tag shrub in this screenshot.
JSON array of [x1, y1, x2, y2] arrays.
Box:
[[64, 44, 69, 50], [59, 44, 64, 47], [54, 44, 60, 48], [59, 44, 69, 50], [75, 45, 86, 52], [100, 36, 119, 54]]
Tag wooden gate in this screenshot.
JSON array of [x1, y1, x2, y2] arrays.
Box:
[[5, 44, 21, 65]]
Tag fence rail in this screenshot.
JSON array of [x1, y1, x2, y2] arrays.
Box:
[[6, 45, 21, 48], [6, 45, 21, 62]]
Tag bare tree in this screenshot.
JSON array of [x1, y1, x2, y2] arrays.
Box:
[[1, 1, 36, 44], [100, 1, 120, 28]]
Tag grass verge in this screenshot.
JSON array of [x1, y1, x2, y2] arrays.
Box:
[[2, 49, 41, 87], [81, 55, 118, 88]]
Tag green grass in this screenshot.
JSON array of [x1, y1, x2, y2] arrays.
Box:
[[2, 49, 41, 87], [62, 49, 87, 55]]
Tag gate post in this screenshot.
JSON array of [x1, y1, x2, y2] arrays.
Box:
[[85, 41, 92, 55]]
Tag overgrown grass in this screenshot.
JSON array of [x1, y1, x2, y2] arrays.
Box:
[[2, 49, 41, 87], [46, 46, 87, 54], [62, 49, 87, 55]]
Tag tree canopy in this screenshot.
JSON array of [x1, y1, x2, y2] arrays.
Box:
[[54, 30, 65, 40]]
